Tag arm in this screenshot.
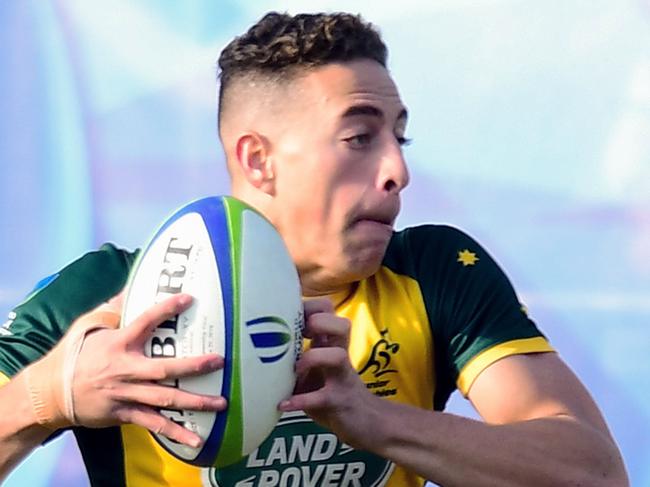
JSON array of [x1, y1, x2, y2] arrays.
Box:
[[363, 353, 627, 487], [281, 301, 628, 486], [0, 373, 51, 478], [0, 294, 225, 481]]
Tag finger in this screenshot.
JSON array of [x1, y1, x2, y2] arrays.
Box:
[[118, 404, 204, 448], [123, 294, 193, 346], [279, 388, 331, 412], [295, 347, 350, 378], [303, 298, 334, 318], [292, 348, 351, 395], [304, 314, 350, 349], [131, 354, 224, 381], [112, 383, 227, 412]]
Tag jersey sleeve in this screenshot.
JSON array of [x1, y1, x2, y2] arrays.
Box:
[[0, 244, 136, 378], [386, 225, 553, 409]]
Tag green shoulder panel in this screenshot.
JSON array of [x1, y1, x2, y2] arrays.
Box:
[[0, 244, 138, 377], [383, 225, 546, 410]]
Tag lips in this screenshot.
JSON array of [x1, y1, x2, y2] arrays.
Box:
[[355, 217, 393, 229], [351, 201, 400, 228]]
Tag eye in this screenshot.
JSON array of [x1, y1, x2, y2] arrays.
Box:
[[344, 133, 372, 149], [396, 136, 413, 147]]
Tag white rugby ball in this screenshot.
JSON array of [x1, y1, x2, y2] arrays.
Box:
[[121, 196, 303, 468]]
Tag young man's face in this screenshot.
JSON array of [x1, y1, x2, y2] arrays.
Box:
[[264, 59, 410, 294]]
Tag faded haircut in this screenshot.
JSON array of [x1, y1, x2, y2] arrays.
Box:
[[217, 12, 387, 127]]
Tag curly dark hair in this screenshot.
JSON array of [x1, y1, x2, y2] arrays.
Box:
[[217, 12, 387, 123]]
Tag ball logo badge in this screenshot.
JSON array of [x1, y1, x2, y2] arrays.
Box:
[[246, 316, 293, 364]]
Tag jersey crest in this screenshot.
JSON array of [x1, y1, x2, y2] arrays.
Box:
[[359, 329, 401, 398]]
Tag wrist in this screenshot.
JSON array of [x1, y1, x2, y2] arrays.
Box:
[[22, 309, 121, 430], [5, 371, 52, 437], [358, 396, 440, 461], [354, 393, 403, 453]]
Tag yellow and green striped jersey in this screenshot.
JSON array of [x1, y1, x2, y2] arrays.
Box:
[[0, 225, 552, 486]]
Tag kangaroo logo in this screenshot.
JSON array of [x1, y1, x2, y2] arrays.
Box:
[[246, 316, 293, 364], [359, 329, 400, 378]]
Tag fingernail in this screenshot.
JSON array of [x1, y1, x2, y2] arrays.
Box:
[[207, 355, 223, 369], [177, 294, 192, 307], [278, 400, 291, 411], [189, 435, 202, 448]]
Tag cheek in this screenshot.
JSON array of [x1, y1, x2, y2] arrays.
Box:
[[278, 184, 351, 257], [273, 144, 364, 239], [274, 180, 328, 244]]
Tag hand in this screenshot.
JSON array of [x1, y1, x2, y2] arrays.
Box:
[[71, 293, 226, 447], [279, 298, 379, 450]]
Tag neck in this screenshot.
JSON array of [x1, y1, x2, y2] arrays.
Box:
[[301, 281, 357, 309], [297, 264, 359, 308]]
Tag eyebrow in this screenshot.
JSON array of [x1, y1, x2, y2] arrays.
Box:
[[342, 104, 408, 122]]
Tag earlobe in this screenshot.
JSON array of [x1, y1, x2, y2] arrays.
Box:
[[235, 133, 275, 195]]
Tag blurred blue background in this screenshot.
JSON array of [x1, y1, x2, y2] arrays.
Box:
[[1, 0, 648, 485]]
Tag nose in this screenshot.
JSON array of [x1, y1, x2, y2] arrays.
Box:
[[378, 138, 410, 194]]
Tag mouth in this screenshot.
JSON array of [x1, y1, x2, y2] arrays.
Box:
[[354, 217, 394, 229], [350, 203, 399, 230]]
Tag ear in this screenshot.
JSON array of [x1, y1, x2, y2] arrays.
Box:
[[235, 132, 275, 195]]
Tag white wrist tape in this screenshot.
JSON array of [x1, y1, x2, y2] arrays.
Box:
[[22, 307, 121, 430]]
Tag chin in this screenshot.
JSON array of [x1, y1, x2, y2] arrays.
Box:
[[342, 242, 389, 281]]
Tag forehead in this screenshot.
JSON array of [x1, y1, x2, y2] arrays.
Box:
[[293, 60, 406, 119]]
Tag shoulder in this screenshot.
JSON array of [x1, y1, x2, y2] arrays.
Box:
[[387, 223, 469, 248], [23, 243, 138, 302], [69, 242, 138, 272], [0, 244, 138, 375], [383, 224, 484, 277], [12, 243, 138, 333]]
